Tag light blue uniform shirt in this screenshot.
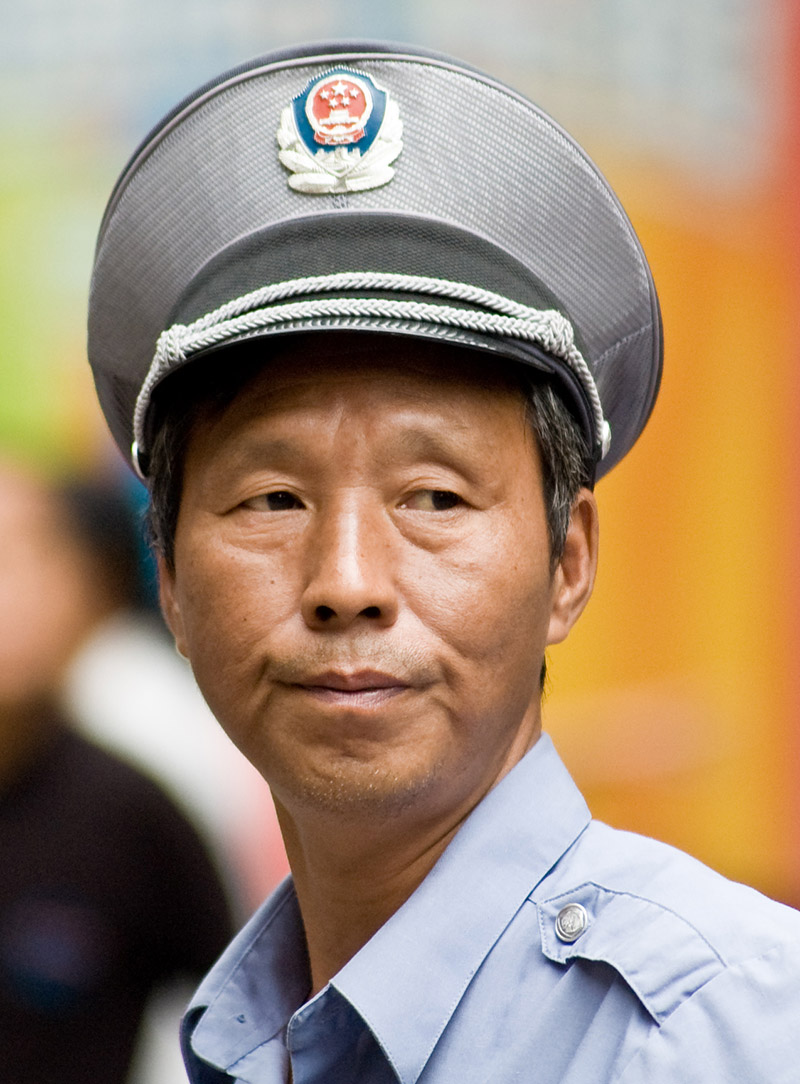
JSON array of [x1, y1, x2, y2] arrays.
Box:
[[182, 735, 800, 1083]]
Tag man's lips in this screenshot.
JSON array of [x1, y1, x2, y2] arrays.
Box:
[[288, 669, 413, 706], [301, 670, 408, 691]]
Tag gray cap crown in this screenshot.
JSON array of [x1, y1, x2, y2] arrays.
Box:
[[88, 41, 662, 478]]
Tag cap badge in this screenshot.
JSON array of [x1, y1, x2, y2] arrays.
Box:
[[278, 68, 403, 194]]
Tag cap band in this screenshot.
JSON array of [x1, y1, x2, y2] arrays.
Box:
[[131, 270, 610, 476]]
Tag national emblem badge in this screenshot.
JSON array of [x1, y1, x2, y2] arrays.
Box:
[[277, 68, 403, 194]]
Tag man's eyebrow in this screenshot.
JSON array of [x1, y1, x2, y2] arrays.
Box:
[[389, 425, 474, 461], [210, 435, 309, 471]]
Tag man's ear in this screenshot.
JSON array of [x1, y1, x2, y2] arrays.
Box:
[[156, 553, 189, 659], [546, 488, 598, 646]]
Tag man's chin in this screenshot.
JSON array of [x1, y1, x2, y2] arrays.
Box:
[[271, 756, 448, 822]]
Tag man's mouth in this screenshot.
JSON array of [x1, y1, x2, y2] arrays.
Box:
[[293, 670, 412, 706]]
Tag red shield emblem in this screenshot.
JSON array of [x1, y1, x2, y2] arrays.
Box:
[[305, 74, 375, 146]]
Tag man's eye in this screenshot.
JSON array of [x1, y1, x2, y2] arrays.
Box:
[[245, 491, 304, 511], [403, 490, 462, 512]]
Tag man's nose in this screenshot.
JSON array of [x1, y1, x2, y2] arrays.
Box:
[[300, 498, 399, 630]]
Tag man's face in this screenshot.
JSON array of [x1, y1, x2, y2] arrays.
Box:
[[160, 338, 594, 826]]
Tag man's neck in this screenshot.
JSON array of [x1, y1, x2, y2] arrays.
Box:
[[272, 722, 541, 995], [275, 799, 468, 996]]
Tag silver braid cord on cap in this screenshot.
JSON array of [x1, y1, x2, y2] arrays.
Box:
[[131, 272, 610, 476]]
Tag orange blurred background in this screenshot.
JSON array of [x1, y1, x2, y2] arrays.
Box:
[[545, 0, 800, 903]]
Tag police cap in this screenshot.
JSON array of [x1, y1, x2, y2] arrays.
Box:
[[88, 40, 662, 480]]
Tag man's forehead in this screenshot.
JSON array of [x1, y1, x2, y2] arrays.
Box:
[[241, 332, 527, 393], [180, 354, 539, 507], [191, 334, 530, 443]]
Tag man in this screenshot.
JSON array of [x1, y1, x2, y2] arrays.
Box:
[[87, 41, 800, 1083]]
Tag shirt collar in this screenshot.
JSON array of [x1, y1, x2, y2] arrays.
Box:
[[188, 879, 308, 1072], [186, 734, 590, 1081]]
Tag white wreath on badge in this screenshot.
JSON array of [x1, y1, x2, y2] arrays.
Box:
[[277, 100, 403, 194]]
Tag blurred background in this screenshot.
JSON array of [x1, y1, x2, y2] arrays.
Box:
[[1, 0, 799, 1079]]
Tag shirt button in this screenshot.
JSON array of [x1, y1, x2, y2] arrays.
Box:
[[555, 902, 588, 942]]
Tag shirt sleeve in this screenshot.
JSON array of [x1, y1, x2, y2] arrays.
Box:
[[614, 941, 800, 1083]]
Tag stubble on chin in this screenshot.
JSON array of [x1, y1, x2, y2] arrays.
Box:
[[269, 747, 454, 824]]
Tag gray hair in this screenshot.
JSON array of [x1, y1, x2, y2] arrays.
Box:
[[522, 379, 594, 572]]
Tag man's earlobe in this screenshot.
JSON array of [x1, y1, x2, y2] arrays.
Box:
[[546, 488, 598, 646], [156, 554, 189, 658]]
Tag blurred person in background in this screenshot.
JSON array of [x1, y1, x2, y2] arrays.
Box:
[[0, 458, 233, 1084]]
